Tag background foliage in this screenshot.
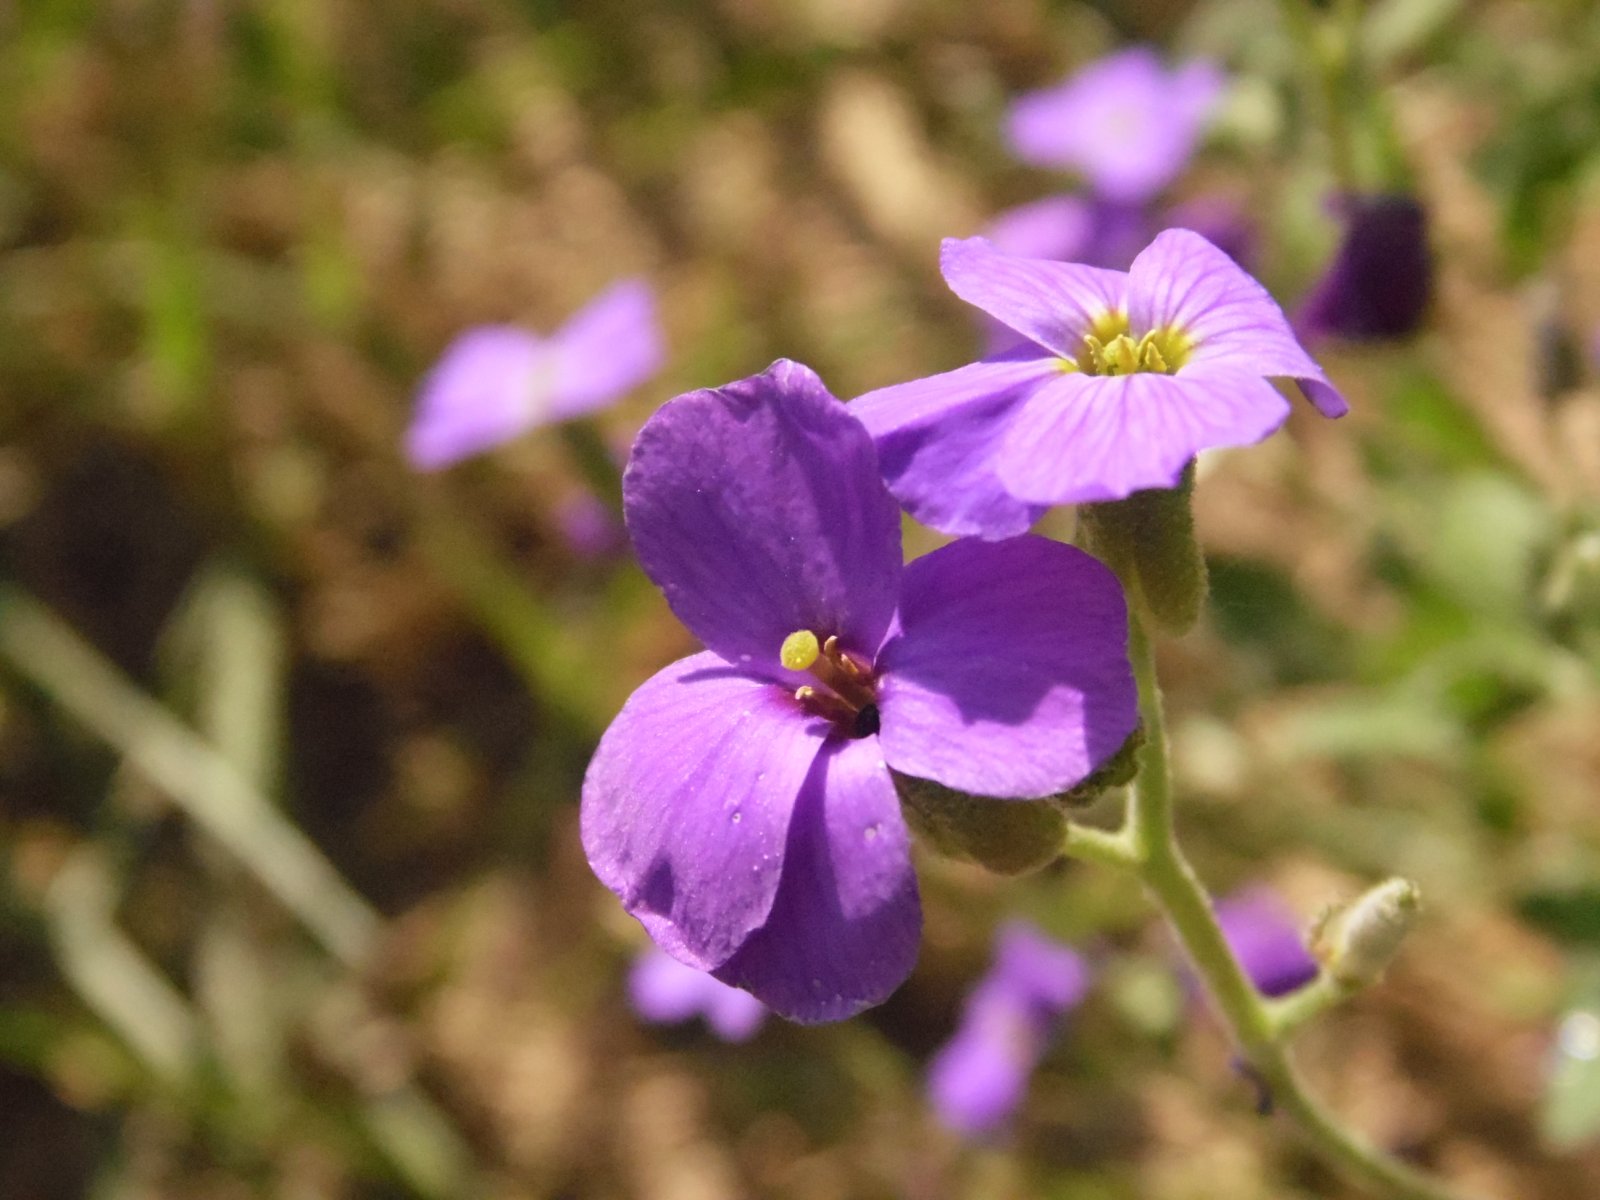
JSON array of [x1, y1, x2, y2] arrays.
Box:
[[2, 0, 1600, 1196]]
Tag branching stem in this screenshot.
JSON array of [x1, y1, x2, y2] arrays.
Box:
[[1061, 612, 1481, 1200]]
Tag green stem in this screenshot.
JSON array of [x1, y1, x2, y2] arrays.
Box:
[[1278, 0, 1363, 192], [1119, 616, 1480, 1200], [558, 421, 625, 516], [1266, 971, 1359, 1040]]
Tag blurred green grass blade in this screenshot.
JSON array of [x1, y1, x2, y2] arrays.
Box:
[[0, 586, 379, 969], [163, 565, 287, 795], [43, 849, 200, 1086]]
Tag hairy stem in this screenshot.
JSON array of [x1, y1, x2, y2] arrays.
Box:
[[1114, 616, 1481, 1200]]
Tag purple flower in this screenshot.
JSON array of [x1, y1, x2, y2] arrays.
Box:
[[1296, 194, 1432, 343], [628, 947, 767, 1042], [980, 196, 1254, 352], [1006, 48, 1225, 205], [556, 494, 627, 560], [927, 922, 1091, 1137], [851, 230, 1347, 538], [1215, 888, 1319, 998], [580, 361, 1137, 1023], [986, 196, 1254, 277], [405, 279, 663, 470]]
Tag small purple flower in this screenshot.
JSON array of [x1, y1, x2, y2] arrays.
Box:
[[851, 230, 1347, 538], [1215, 887, 1319, 998], [629, 947, 767, 1042], [581, 361, 1137, 1023], [1006, 48, 1225, 205], [405, 279, 663, 470], [927, 923, 1091, 1137], [1296, 194, 1432, 342], [556, 494, 627, 560]]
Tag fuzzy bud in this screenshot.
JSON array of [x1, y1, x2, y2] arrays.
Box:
[[893, 773, 1067, 876], [1311, 878, 1421, 987]]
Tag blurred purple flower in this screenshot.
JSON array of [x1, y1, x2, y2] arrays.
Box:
[[852, 231, 1346, 537], [556, 494, 627, 560], [405, 279, 663, 470], [986, 196, 1253, 276], [1215, 887, 1319, 998], [629, 946, 767, 1042], [581, 361, 1137, 1023], [1006, 48, 1225, 204], [1296, 194, 1432, 343], [927, 923, 1091, 1137]]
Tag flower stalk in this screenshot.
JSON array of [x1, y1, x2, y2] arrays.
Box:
[[1063, 612, 1481, 1200]]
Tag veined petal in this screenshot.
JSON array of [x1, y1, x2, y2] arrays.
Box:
[[580, 652, 825, 971], [876, 536, 1136, 798], [996, 367, 1291, 504], [625, 361, 903, 674], [1127, 229, 1348, 417], [714, 736, 920, 1023], [548, 278, 665, 419], [851, 356, 1058, 540], [404, 327, 549, 470], [941, 237, 1127, 360]]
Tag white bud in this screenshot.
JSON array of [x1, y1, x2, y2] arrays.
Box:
[[1311, 878, 1421, 988]]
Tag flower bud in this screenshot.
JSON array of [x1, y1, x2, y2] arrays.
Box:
[[1311, 878, 1421, 987], [1296, 194, 1432, 343], [893, 773, 1066, 876]]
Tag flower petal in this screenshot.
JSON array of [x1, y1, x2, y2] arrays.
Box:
[[1005, 49, 1223, 204], [851, 356, 1057, 539], [628, 949, 766, 1041], [404, 327, 549, 470], [1128, 229, 1348, 417], [548, 278, 665, 419], [876, 535, 1136, 798], [580, 652, 824, 970], [713, 736, 920, 1023], [625, 360, 903, 674], [940, 237, 1127, 360], [996, 367, 1291, 504], [983, 195, 1097, 262], [926, 1020, 1029, 1137]]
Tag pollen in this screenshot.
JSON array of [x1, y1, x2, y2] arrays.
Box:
[[780, 629, 821, 671], [1079, 328, 1190, 377]]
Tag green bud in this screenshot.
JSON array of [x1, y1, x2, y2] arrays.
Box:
[[1053, 726, 1144, 809], [1079, 461, 1207, 634], [893, 772, 1066, 876]]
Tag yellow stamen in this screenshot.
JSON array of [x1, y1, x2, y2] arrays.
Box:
[[781, 629, 820, 671]]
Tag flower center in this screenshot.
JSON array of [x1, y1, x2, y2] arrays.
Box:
[[780, 629, 880, 739], [1056, 311, 1193, 377]]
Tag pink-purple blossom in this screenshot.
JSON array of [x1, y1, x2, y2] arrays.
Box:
[[1296, 194, 1432, 343], [628, 946, 767, 1042], [851, 230, 1347, 538], [927, 923, 1091, 1137], [1215, 887, 1320, 999], [405, 279, 663, 470], [580, 361, 1137, 1023], [1006, 48, 1225, 204]]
